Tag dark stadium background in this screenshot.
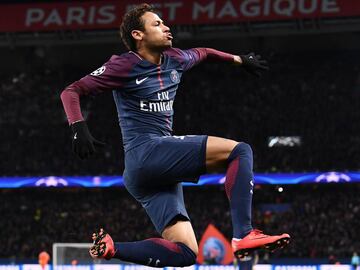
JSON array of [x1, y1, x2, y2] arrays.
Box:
[[1, 0, 359, 268]]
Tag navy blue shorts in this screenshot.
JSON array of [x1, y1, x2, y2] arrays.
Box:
[[123, 135, 208, 233]]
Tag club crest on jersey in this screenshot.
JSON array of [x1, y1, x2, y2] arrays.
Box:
[[90, 66, 106, 76], [170, 70, 179, 83]]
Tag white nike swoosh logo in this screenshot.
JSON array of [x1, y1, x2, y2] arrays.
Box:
[[136, 77, 148, 85]]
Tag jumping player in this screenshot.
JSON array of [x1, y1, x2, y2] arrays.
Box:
[[60, 3, 290, 267]]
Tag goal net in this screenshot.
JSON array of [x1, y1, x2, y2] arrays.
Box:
[[53, 243, 96, 268], [52, 243, 169, 270]]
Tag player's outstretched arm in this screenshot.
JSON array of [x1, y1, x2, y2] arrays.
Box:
[[172, 48, 269, 77], [204, 48, 269, 77], [60, 82, 105, 160], [60, 58, 128, 159]]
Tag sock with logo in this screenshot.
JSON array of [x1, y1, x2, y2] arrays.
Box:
[[113, 238, 196, 267], [225, 142, 254, 239]]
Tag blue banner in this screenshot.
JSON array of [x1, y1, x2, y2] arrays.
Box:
[[0, 171, 358, 188]]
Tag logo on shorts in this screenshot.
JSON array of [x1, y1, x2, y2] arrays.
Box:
[[170, 70, 179, 83], [90, 66, 106, 76]]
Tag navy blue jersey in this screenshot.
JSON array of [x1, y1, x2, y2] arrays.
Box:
[[61, 48, 233, 151], [77, 48, 208, 151]]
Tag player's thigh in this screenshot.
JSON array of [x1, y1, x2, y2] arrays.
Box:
[[138, 135, 208, 185], [162, 219, 199, 256], [206, 136, 238, 173], [123, 179, 192, 236]]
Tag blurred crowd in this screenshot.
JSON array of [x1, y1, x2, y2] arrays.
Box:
[[0, 184, 359, 260], [1, 50, 359, 176]]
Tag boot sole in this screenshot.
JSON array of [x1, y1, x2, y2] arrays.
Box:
[[234, 236, 290, 259]]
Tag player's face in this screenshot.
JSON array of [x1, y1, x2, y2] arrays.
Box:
[[140, 12, 173, 51]]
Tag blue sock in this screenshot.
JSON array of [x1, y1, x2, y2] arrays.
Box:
[[225, 142, 254, 239], [113, 238, 196, 267]]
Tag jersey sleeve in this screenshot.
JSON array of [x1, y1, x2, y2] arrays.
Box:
[[60, 55, 132, 124], [77, 57, 129, 94], [166, 47, 234, 71]]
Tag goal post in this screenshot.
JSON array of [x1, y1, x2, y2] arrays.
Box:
[[53, 243, 93, 268]]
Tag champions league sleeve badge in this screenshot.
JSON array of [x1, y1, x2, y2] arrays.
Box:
[[90, 66, 106, 76], [170, 70, 180, 83]]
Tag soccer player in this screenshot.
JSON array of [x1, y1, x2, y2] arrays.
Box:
[[60, 3, 290, 267], [38, 251, 50, 270]]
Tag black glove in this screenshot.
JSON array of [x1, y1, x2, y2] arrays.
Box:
[[71, 121, 105, 160], [240, 52, 269, 77]]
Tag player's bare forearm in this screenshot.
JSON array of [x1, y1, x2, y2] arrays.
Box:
[[233, 55, 243, 65]]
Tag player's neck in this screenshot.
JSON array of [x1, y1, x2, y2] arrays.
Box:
[[136, 48, 162, 65]]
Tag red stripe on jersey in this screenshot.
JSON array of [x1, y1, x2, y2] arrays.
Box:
[[147, 238, 182, 253], [157, 66, 164, 89]]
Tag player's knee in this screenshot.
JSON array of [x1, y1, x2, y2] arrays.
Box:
[[228, 142, 253, 163], [188, 243, 199, 257]]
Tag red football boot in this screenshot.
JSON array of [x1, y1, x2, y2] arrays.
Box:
[[89, 228, 116, 260], [232, 229, 290, 258]]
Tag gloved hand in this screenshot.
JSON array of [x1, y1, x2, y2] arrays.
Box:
[[240, 52, 269, 77], [71, 121, 105, 160]]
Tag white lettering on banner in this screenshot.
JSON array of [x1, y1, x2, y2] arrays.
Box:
[[44, 9, 63, 26], [273, 0, 296, 16], [217, 1, 237, 18], [164, 2, 183, 20], [97, 5, 116, 24], [322, 0, 340, 13], [241, 0, 261, 17], [192, 1, 215, 19], [194, 0, 341, 20], [126, 2, 182, 21], [22, 0, 344, 30], [299, 0, 317, 14], [88, 6, 96, 24], [263, 0, 271, 15], [25, 8, 44, 26], [25, 5, 116, 27], [66, 7, 85, 25]]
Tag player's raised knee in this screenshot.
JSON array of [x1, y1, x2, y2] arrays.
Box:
[[229, 142, 253, 163], [177, 242, 197, 266]]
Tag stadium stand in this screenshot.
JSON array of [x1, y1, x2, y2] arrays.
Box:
[[0, 50, 359, 176], [1, 0, 359, 265], [0, 184, 359, 260]]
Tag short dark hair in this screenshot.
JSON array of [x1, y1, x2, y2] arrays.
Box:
[[120, 3, 155, 51]]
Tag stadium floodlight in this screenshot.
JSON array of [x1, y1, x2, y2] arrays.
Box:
[[268, 136, 301, 147]]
